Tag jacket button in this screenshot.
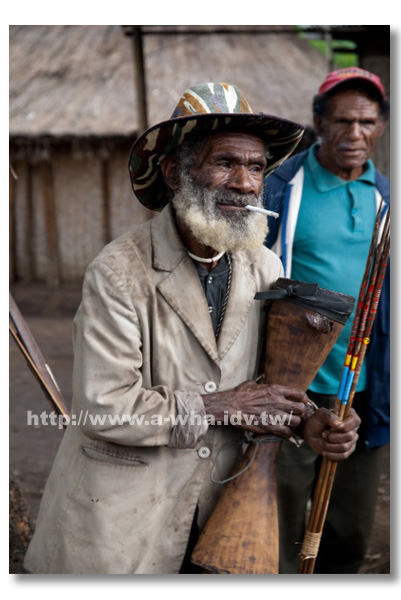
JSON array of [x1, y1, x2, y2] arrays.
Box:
[[198, 447, 211, 459], [204, 381, 217, 393]]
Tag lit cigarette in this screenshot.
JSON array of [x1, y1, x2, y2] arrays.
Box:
[[245, 205, 279, 219]]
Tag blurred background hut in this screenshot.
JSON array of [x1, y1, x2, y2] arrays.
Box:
[[9, 25, 390, 288]]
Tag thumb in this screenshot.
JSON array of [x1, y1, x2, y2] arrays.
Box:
[[316, 407, 345, 431]]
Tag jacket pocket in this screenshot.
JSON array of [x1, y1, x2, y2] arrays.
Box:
[[81, 443, 149, 467]]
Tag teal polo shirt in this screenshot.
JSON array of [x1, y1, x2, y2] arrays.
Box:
[[291, 143, 377, 394]]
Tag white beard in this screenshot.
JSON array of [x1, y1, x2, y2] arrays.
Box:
[[171, 173, 268, 253]]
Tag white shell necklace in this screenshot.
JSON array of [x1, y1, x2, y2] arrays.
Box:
[[187, 250, 225, 264]]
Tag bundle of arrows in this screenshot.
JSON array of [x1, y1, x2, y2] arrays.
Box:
[[298, 201, 390, 574]]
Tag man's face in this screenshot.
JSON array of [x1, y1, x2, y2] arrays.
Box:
[[314, 89, 386, 180], [190, 131, 267, 206], [170, 131, 269, 253]]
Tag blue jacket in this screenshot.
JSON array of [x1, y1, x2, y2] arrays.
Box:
[[264, 150, 390, 448]]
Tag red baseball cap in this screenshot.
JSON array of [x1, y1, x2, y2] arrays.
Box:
[[318, 67, 386, 100]]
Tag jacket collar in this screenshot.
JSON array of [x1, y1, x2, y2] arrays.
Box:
[[150, 204, 259, 363], [151, 204, 188, 272], [269, 150, 308, 184]]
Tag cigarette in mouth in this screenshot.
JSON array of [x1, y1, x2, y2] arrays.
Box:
[[245, 205, 279, 219]]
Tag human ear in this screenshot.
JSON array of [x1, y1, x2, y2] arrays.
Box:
[[313, 115, 325, 137], [376, 118, 387, 139], [160, 155, 180, 191]]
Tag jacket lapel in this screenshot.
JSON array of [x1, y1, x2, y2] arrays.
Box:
[[151, 206, 219, 363], [216, 251, 257, 361]]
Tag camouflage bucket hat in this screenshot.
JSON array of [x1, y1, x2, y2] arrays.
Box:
[[128, 82, 305, 211]]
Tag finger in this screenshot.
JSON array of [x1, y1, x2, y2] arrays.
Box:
[[313, 407, 357, 432], [266, 400, 306, 417], [322, 429, 359, 444], [321, 443, 357, 462], [320, 436, 359, 454], [275, 386, 309, 404], [240, 393, 307, 417], [284, 389, 309, 404], [268, 385, 309, 404], [341, 409, 362, 431], [326, 413, 361, 433]]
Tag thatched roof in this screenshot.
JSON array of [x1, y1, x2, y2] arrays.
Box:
[[9, 25, 329, 139]]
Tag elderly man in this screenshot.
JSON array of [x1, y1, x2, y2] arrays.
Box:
[[264, 68, 390, 574], [24, 82, 360, 575]]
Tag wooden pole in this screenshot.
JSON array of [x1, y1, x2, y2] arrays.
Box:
[[130, 26, 148, 133], [40, 159, 61, 288], [9, 293, 69, 418], [100, 151, 112, 245], [25, 159, 35, 282], [9, 164, 18, 282]]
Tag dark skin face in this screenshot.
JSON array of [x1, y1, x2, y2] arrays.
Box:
[[161, 131, 266, 267], [190, 131, 266, 205], [314, 89, 386, 181]]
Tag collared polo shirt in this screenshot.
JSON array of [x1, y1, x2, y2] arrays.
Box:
[[291, 143, 377, 394]]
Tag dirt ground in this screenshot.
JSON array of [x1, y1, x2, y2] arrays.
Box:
[[9, 283, 390, 575]]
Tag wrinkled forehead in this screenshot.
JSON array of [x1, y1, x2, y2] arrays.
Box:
[[327, 89, 381, 117]]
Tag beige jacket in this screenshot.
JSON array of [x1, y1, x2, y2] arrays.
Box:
[[24, 205, 283, 574]]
